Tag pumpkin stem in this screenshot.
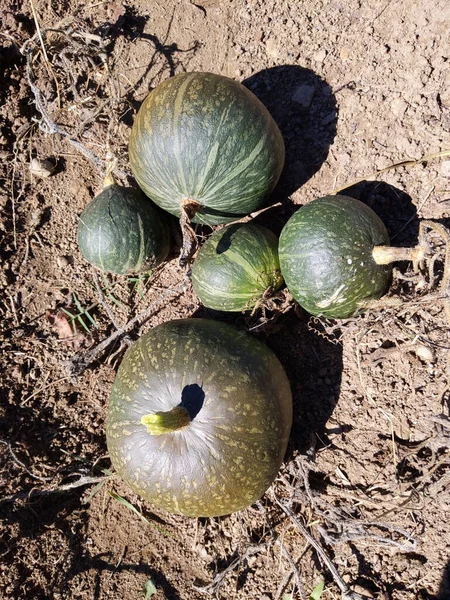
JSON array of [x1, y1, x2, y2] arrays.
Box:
[[179, 199, 201, 269], [372, 243, 429, 267], [103, 156, 118, 188], [141, 406, 191, 435], [103, 173, 116, 188]]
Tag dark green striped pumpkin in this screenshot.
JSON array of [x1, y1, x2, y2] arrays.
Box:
[[77, 183, 170, 275], [129, 72, 285, 226], [279, 195, 392, 318], [106, 318, 292, 517], [191, 223, 284, 312]]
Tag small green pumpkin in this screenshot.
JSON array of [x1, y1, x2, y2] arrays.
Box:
[[77, 182, 170, 275], [191, 222, 284, 312], [279, 195, 392, 318], [129, 72, 285, 226], [106, 318, 292, 517]]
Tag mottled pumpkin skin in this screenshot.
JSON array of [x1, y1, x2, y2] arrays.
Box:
[[279, 195, 392, 318], [129, 72, 285, 226], [77, 184, 170, 275], [191, 223, 284, 312], [106, 318, 292, 517]]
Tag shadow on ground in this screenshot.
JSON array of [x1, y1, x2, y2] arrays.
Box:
[[265, 311, 343, 453], [243, 65, 338, 203], [340, 180, 419, 247]]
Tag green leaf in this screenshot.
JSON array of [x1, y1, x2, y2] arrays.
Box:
[[282, 594, 292, 600], [83, 479, 106, 504], [309, 580, 325, 600], [142, 578, 157, 598]]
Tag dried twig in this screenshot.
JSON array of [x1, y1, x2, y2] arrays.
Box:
[[0, 439, 52, 482], [317, 520, 416, 552], [274, 498, 373, 600], [67, 280, 187, 376], [274, 537, 308, 600], [1, 474, 107, 505], [194, 546, 262, 596], [91, 272, 132, 350], [24, 51, 104, 170], [29, 0, 62, 107], [330, 149, 450, 195], [21, 36, 129, 179]]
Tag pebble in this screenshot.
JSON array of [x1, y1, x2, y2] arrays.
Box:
[[57, 256, 70, 268], [390, 97, 408, 119], [441, 160, 450, 178], [414, 344, 435, 363], [441, 94, 450, 108], [30, 158, 55, 178], [339, 46, 351, 60], [292, 84, 316, 109], [313, 48, 327, 62], [265, 37, 279, 59]]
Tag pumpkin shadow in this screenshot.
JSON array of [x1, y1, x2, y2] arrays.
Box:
[[265, 312, 344, 453], [242, 65, 338, 202], [190, 307, 344, 453], [339, 180, 419, 248], [434, 560, 450, 600], [95, 6, 201, 126]]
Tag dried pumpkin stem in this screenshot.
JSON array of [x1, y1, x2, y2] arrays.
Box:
[[372, 243, 428, 266], [141, 406, 191, 435], [179, 199, 201, 269], [102, 157, 118, 188]]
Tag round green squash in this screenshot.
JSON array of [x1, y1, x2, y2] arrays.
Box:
[[191, 223, 284, 312], [106, 318, 292, 517], [129, 72, 285, 226], [77, 183, 170, 275], [278, 195, 392, 318]]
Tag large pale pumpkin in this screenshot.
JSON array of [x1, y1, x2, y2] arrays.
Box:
[[106, 318, 292, 517]]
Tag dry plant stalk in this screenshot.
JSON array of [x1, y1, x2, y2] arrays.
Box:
[[67, 281, 187, 377]]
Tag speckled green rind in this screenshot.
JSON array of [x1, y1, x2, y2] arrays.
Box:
[[129, 72, 285, 226], [191, 223, 284, 312], [106, 318, 292, 517], [77, 184, 171, 275], [278, 195, 392, 318]]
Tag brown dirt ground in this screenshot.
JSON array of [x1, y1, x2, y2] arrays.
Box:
[[1, 1, 450, 599]]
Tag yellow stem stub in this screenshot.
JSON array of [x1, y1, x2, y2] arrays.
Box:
[[372, 244, 428, 266], [141, 406, 191, 435]]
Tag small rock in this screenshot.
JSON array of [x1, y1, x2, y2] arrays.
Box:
[[339, 46, 351, 60], [57, 256, 70, 268], [414, 344, 435, 363], [395, 136, 414, 155], [30, 158, 55, 178], [265, 38, 279, 59], [313, 48, 327, 63], [351, 584, 375, 598], [292, 84, 316, 109], [391, 97, 408, 119], [441, 160, 450, 178], [441, 95, 450, 108]]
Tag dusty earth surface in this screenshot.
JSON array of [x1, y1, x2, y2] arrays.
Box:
[[1, 1, 450, 599]]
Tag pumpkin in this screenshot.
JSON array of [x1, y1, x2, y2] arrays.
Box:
[[278, 195, 393, 318], [77, 181, 170, 275], [106, 318, 292, 517], [191, 222, 284, 312], [128, 72, 285, 226]]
